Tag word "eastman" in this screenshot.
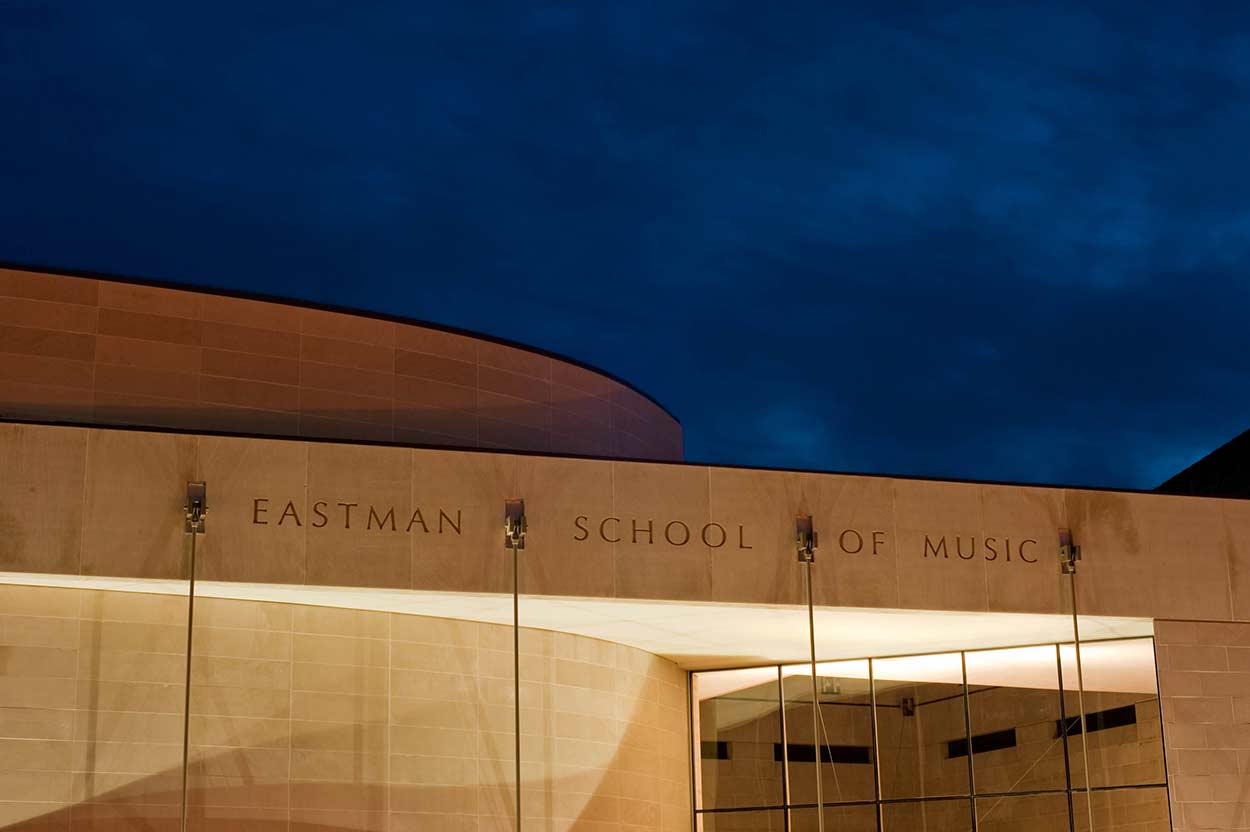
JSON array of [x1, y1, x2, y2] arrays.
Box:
[[251, 498, 462, 534]]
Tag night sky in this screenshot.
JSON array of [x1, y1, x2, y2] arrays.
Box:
[[3, 2, 1248, 489]]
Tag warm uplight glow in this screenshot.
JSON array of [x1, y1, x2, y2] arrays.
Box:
[[0, 571, 1153, 671]]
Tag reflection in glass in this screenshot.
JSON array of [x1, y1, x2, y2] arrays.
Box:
[[872, 653, 971, 800], [964, 645, 1067, 795], [976, 791, 1071, 831], [1072, 785, 1172, 832], [694, 668, 785, 809], [880, 797, 972, 832], [692, 638, 1171, 831], [781, 660, 876, 805], [699, 808, 787, 832], [789, 803, 879, 832], [1062, 639, 1165, 791]]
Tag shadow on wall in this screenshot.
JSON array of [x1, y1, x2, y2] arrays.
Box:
[[9, 681, 685, 832], [0, 587, 689, 832], [2, 389, 677, 461]]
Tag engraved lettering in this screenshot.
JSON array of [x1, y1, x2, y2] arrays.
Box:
[[368, 506, 396, 531], [312, 501, 328, 528], [1020, 539, 1039, 563], [438, 508, 461, 535], [600, 517, 621, 543], [872, 531, 885, 555], [252, 498, 269, 525], [406, 508, 429, 533], [701, 522, 727, 548], [278, 501, 302, 527], [839, 529, 864, 554], [573, 515, 590, 541], [632, 519, 654, 544], [956, 536, 976, 560], [665, 520, 691, 546], [338, 502, 358, 529], [738, 524, 753, 549], [924, 536, 948, 559]]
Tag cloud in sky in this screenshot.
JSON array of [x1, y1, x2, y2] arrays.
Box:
[[3, 1, 1249, 488]]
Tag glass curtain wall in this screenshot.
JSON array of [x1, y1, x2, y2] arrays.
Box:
[[695, 534, 1168, 832], [691, 638, 1168, 831], [1061, 529, 1172, 832]]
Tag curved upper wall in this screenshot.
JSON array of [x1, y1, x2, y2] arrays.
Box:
[[0, 265, 682, 460]]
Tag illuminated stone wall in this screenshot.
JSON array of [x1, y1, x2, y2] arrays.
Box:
[[0, 584, 689, 831], [1154, 620, 1250, 832]]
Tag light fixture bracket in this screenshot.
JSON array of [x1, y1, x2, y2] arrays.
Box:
[[185, 481, 207, 534], [504, 499, 526, 551], [1058, 528, 1080, 574], [795, 515, 817, 563]]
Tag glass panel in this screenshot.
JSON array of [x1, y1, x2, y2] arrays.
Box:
[[1073, 785, 1172, 832], [1062, 638, 1165, 790], [976, 791, 1072, 831], [694, 667, 785, 809], [699, 808, 787, 832], [964, 644, 1067, 795], [789, 802, 879, 832], [872, 653, 970, 800], [880, 797, 972, 832], [781, 660, 875, 805]]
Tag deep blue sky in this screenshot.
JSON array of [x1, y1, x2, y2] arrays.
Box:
[[3, 2, 1248, 488]]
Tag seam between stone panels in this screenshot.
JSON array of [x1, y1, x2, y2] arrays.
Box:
[[78, 427, 92, 577], [610, 460, 617, 598], [979, 486, 990, 613], [706, 466, 713, 592], [303, 442, 311, 587], [1222, 501, 1236, 622], [474, 340, 481, 448]]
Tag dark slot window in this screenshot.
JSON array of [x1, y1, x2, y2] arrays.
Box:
[[947, 728, 1017, 759], [701, 741, 731, 760], [773, 743, 872, 765], [1057, 704, 1138, 738]]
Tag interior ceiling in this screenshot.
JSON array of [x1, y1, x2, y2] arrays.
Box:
[[0, 572, 1152, 672], [694, 640, 1158, 702]]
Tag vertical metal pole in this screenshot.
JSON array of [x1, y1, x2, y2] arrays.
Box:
[[688, 673, 699, 832], [868, 659, 883, 832], [179, 483, 205, 832], [1056, 644, 1076, 832], [960, 652, 977, 832], [504, 500, 525, 832], [1069, 570, 1095, 832], [804, 563, 824, 832], [777, 666, 791, 832], [513, 539, 521, 832], [180, 530, 197, 832]]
